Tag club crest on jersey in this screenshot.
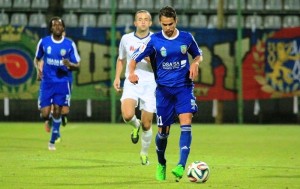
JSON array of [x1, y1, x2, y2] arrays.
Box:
[[180, 45, 187, 54], [160, 47, 167, 57], [60, 49, 66, 57], [47, 46, 51, 54]]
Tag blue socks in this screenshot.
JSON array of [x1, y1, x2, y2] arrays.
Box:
[[50, 117, 61, 144], [155, 125, 192, 168], [155, 132, 168, 165], [178, 125, 192, 167]]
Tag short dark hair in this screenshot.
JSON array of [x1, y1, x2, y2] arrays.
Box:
[[159, 6, 177, 21], [48, 17, 65, 33]]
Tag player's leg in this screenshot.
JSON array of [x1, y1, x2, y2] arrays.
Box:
[[61, 81, 72, 127], [155, 86, 174, 180], [38, 83, 53, 133], [171, 86, 198, 181], [171, 113, 193, 182], [120, 80, 141, 143], [40, 106, 52, 132], [139, 81, 156, 165], [44, 105, 53, 133], [140, 110, 153, 165], [48, 104, 62, 150], [48, 82, 69, 150], [61, 106, 69, 126], [121, 98, 141, 144], [155, 126, 171, 181], [55, 106, 69, 143]]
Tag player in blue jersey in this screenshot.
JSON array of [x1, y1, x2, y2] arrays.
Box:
[[38, 31, 75, 138], [34, 17, 80, 150], [128, 6, 203, 181], [37, 57, 74, 142]]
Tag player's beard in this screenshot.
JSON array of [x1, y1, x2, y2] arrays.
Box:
[[165, 30, 174, 37]]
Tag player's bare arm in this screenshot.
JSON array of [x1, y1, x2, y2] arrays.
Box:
[[62, 58, 80, 70], [113, 58, 125, 92], [34, 58, 43, 81], [128, 59, 139, 84], [189, 55, 202, 81]]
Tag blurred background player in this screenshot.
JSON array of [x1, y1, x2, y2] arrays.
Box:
[[35, 17, 80, 150], [129, 6, 203, 181], [113, 10, 156, 165], [37, 31, 78, 142]]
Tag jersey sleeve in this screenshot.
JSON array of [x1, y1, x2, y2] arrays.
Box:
[[118, 36, 126, 60], [35, 39, 44, 60], [131, 37, 154, 63], [69, 41, 81, 63], [187, 33, 202, 59]]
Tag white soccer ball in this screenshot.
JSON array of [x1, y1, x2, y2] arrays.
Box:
[[187, 161, 210, 183]]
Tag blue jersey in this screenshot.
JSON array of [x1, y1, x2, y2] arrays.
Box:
[[35, 35, 81, 83], [132, 30, 202, 87]]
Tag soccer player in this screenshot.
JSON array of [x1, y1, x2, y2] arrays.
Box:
[[35, 17, 80, 150], [37, 59, 72, 134], [37, 31, 71, 134], [128, 6, 203, 181], [113, 10, 156, 165]]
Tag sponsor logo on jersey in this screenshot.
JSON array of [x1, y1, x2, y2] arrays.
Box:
[[160, 47, 167, 57], [180, 45, 187, 54], [130, 45, 135, 51], [162, 61, 180, 69], [46, 58, 63, 66]]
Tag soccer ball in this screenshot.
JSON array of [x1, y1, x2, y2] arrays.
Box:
[[187, 161, 210, 183]]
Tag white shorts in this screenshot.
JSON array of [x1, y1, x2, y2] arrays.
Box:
[[121, 79, 156, 113]]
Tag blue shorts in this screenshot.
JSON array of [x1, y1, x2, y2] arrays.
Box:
[[156, 85, 198, 127], [38, 81, 71, 109]]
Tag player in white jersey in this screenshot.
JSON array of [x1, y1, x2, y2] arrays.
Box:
[[113, 10, 156, 165]]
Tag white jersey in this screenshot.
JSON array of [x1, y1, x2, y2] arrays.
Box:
[[118, 32, 155, 82]]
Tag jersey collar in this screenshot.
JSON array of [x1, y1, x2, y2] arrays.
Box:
[[134, 31, 151, 40], [161, 28, 179, 40], [51, 35, 64, 44]]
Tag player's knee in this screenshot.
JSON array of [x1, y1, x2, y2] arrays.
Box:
[[61, 106, 69, 115], [122, 114, 134, 123], [157, 127, 169, 139], [142, 125, 151, 131], [40, 113, 49, 121]]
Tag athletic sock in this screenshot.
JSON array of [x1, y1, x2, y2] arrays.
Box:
[[155, 132, 168, 165], [178, 125, 192, 167], [50, 117, 61, 143], [140, 128, 153, 155], [125, 115, 140, 129]]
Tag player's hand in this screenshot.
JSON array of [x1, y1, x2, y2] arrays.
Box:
[[36, 67, 43, 81], [62, 59, 71, 68], [144, 57, 150, 63], [128, 73, 139, 84], [189, 62, 199, 81], [113, 78, 122, 92], [36, 70, 42, 81]]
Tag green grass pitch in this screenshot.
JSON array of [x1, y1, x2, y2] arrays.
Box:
[[0, 123, 299, 189]]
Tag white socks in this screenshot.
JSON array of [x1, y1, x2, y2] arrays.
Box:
[[140, 128, 153, 155], [125, 115, 141, 129]]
